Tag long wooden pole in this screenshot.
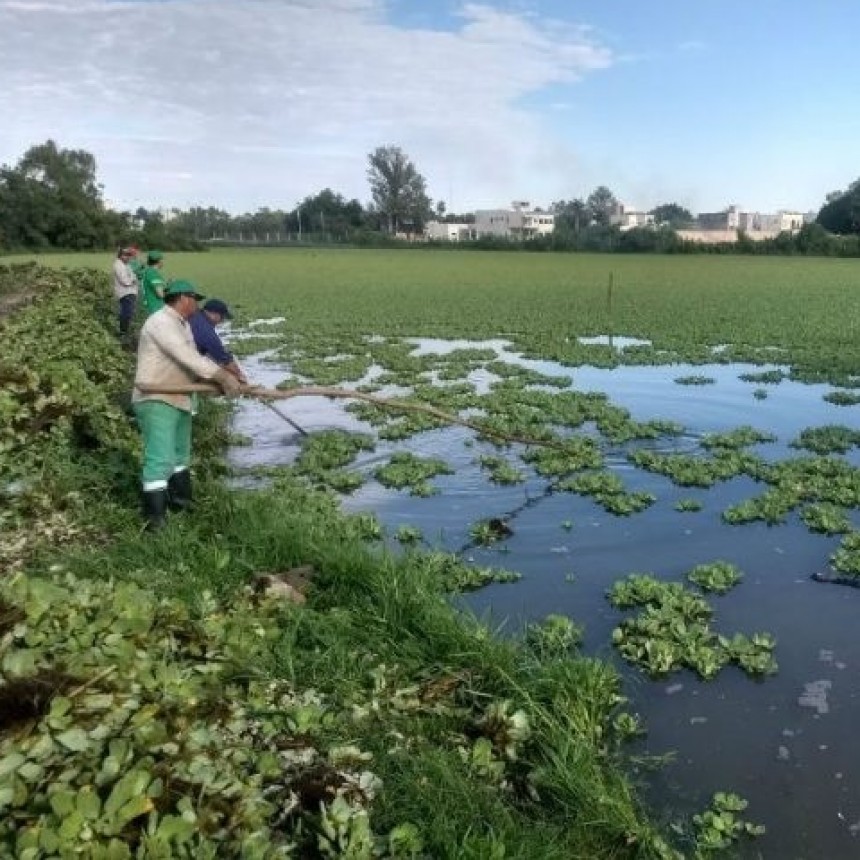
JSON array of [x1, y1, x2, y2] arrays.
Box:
[[137, 384, 571, 451]]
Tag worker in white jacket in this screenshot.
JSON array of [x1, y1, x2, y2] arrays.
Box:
[[112, 246, 139, 342], [133, 279, 242, 528]]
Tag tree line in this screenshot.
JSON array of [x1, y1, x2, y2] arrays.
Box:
[[1, 140, 858, 255]]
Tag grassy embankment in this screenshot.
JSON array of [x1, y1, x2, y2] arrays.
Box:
[[0, 266, 688, 857]]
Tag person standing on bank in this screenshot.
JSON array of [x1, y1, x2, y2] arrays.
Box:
[[140, 250, 167, 315], [128, 245, 146, 284], [189, 298, 248, 383], [133, 280, 243, 529], [112, 246, 139, 341]]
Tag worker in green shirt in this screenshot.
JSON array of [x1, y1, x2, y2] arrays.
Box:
[[140, 250, 167, 315]]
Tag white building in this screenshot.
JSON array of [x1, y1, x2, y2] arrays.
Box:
[[425, 221, 474, 242], [697, 205, 743, 231], [474, 201, 554, 239], [687, 205, 807, 242], [617, 209, 655, 231], [737, 210, 804, 233]]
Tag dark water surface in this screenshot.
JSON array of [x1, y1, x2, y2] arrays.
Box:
[[229, 338, 860, 859]]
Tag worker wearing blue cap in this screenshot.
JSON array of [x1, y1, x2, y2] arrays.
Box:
[[189, 298, 247, 384]]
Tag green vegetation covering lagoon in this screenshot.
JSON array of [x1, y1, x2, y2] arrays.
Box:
[[3, 248, 860, 857], [14, 246, 860, 384]]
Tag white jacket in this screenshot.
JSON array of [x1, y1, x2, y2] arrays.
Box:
[[133, 306, 222, 412], [112, 258, 138, 300]]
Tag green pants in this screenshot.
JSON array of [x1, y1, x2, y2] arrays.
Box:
[[133, 400, 192, 490]]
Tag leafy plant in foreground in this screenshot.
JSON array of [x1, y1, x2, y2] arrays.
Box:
[[0, 572, 384, 858], [394, 524, 423, 545], [690, 792, 765, 855], [524, 614, 583, 658]]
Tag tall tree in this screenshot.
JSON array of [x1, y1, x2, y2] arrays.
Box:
[[173, 206, 233, 240], [551, 198, 589, 233], [586, 186, 620, 227], [0, 140, 114, 248], [292, 189, 365, 237], [650, 203, 693, 228], [367, 145, 432, 234], [817, 179, 860, 235]]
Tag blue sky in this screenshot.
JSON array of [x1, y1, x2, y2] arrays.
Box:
[[0, 0, 856, 214]]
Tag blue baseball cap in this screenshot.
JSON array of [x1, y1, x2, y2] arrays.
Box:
[[203, 298, 232, 319]]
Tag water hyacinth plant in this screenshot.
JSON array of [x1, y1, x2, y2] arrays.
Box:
[[608, 573, 776, 680], [686, 561, 743, 594], [374, 452, 454, 496]]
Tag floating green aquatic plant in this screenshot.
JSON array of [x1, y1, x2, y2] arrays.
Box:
[[674, 375, 716, 386], [374, 452, 454, 496], [296, 354, 375, 386], [559, 471, 655, 515], [415, 551, 521, 591], [484, 360, 572, 389], [691, 792, 766, 854], [829, 531, 860, 576], [739, 369, 785, 384], [608, 573, 776, 680], [686, 561, 743, 594], [294, 429, 374, 493], [629, 449, 760, 488], [801, 503, 851, 535], [700, 426, 776, 450], [791, 424, 860, 455], [478, 455, 526, 485], [469, 518, 513, 546], [722, 488, 797, 525], [823, 390, 860, 406], [674, 499, 703, 512], [521, 438, 602, 476]]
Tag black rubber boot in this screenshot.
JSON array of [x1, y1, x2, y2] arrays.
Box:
[[142, 488, 168, 530], [168, 470, 193, 512]]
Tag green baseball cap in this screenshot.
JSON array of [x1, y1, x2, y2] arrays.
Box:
[[164, 279, 205, 301], [147, 250, 164, 263]]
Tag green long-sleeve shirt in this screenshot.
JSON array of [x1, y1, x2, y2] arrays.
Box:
[[141, 266, 167, 315]]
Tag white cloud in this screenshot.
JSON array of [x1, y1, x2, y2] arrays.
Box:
[[0, 0, 614, 210]]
